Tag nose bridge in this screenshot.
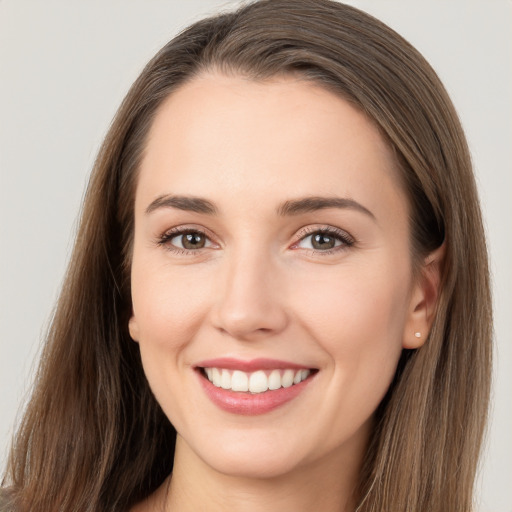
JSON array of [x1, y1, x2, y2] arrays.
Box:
[[212, 239, 288, 339]]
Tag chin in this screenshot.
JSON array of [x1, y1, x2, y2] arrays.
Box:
[[206, 449, 305, 480], [182, 429, 310, 480]]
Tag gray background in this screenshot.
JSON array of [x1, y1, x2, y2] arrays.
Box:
[[1, 1, 510, 510]]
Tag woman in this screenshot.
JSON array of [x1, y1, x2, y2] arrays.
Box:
[[1, 1, 492, 511]]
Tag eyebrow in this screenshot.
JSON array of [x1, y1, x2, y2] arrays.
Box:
[[276, 196, 375, 219], [145, 195, 218, 215], [145, 194, 375, 219]]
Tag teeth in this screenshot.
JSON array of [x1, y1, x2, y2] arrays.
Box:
[[203, 367, 311, 393], [282, 369, 294, 388], [220, 369, 231, 389], [212, 368, 222, 387], [268, 369, 281, 390], [231, 370, 249, 392], [249, 370, 268, 393]]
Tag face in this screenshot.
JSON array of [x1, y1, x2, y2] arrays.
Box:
[[128, 73, 428, 479]]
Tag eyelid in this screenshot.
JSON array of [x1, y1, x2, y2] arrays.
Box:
[[156, 225, 219, 253], [292, 225, 355, 246], [156, 224, 355, 256]]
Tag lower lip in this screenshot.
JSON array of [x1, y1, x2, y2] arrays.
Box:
[[197, 371, 315, 415]]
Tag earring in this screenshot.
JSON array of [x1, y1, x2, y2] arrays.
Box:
[[414, 332, 421, 338]]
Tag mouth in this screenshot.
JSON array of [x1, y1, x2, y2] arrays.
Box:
[[194, 358, 318, 415], [200, 367, 313, 393]]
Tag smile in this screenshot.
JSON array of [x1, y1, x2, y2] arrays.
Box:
[[195, 358, 317, 415], [202, 368, 312, 393]]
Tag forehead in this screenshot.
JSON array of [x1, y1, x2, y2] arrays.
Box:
[[136, 73, 407, 223]]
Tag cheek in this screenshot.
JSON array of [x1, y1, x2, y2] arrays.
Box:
[[286, 263, 411, 454], [297, 258, 408, 325], [129, 258, 203, 405], [130, 261, 212, 427], [131, 256, 210, 350], [291, 260, 410, 390]]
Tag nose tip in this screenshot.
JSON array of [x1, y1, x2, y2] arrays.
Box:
[[211, 258, 288, 341], [216, 310, 278, 340]]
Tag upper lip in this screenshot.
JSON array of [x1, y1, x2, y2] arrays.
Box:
[[194, 357, 315, 372]]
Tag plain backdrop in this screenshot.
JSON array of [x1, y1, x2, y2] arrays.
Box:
[[0, 1, 510, 510]]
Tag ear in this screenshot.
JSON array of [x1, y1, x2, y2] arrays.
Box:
[[402, 243, 445, 349], [128, 313, 140, 343]]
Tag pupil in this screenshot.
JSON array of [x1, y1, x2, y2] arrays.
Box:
[[312, 233, 335, 250], [183, 233, 205, 249]]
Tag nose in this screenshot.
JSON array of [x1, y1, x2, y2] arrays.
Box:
[[211, 248, 289, 341]]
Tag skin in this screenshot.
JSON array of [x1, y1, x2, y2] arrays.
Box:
[[128, 73, 440, 512]]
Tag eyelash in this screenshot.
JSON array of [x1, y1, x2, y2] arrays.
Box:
[[157, 227, 214, 256], [156, 225, 355, 257], [292, 226, 355, 255]]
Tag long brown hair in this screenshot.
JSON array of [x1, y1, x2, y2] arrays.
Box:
[[2, 1, 492, 511]]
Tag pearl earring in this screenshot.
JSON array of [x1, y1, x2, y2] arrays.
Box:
[[414, 332, 421, 338]]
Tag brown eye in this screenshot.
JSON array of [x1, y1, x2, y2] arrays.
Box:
[[311, 233, 336, 250], [158, 228, 215, 253], [294, 227, 354, 254], [180, 232, 206, 249]]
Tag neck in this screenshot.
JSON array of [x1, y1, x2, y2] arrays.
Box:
[[163, 434, 365, 512]]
